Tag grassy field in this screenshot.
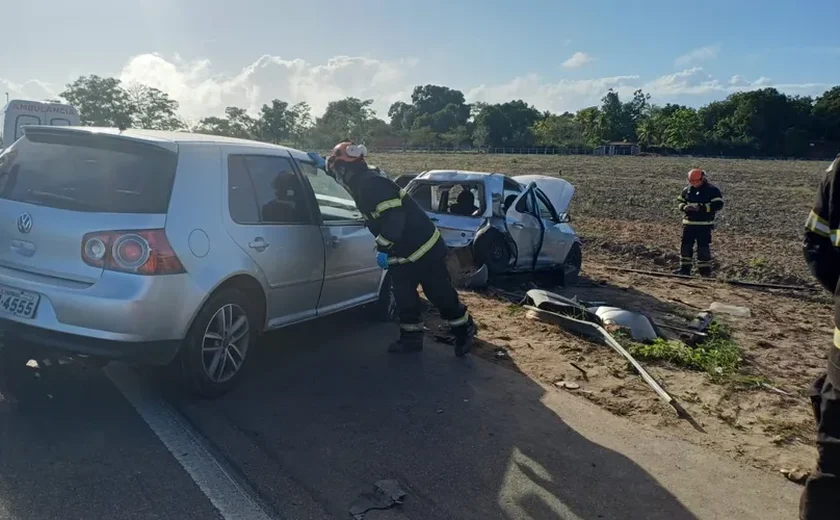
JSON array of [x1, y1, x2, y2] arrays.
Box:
[[372, 153, 827, 285]]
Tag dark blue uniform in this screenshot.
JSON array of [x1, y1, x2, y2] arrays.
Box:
[[801, 154, 840, 519], [346, 168, 472, 354], [676, 181, 724, 275]]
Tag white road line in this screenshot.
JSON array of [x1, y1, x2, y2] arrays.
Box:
[[104, 363, 273, 520]]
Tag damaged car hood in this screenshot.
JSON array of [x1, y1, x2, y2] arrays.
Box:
[[514, 175, 575, 214]]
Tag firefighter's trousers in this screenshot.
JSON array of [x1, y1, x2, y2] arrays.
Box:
[[679, 225, 713, 275], [801, 347, 840, 519], [390, 251, 470, 338]]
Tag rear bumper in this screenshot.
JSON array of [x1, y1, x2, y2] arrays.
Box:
[[0, 317, 181, 365]]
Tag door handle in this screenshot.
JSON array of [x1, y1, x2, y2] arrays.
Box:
[[511, 222, 524, 229], [328, 236, 340, 248], [248, 237, 269, 251], [430, 217, 439, 222]]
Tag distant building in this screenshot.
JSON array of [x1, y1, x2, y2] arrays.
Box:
[[594, 141, 640, 156]]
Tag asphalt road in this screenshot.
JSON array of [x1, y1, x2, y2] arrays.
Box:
[[0, 311, 803, 520]]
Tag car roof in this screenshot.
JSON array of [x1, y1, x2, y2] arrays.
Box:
[[21, 125, 299, 153], [417, 170, 507, 182]]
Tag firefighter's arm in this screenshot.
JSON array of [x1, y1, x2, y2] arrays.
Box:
[[677, 189, 689, 212], [368, 181, 407, 252], [803, 172, 840, 292], [708, 186, 724, 213]]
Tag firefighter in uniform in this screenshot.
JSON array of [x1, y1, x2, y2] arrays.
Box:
[[801, 153, 840, 519], [325, 141, 476, 356], [675, 169, 724, 276]]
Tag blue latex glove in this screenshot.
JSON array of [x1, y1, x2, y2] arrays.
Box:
[[376, 251, 390, 270]]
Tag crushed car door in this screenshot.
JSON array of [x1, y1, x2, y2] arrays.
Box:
[[505, 184, 543, 270]]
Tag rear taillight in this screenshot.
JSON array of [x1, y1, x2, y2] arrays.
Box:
[[81, 229, 185, 275]]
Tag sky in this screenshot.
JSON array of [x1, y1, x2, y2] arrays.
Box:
[[2, 0, 838, 122]]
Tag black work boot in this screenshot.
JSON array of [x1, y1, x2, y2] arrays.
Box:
[[452, 316, 476, 357], [387, 330, 424, 353]]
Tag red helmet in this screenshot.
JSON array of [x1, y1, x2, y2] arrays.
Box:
[[688, 168, 705, 187], [326, 141, 367, 174]]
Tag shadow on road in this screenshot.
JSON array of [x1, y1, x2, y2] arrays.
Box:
[[172, 308, 700, 520]]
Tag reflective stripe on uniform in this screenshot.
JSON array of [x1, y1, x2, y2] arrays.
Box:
[[682, 220, 715, 226], [400, 322, 424, 332], [704, 203, 711, 212], [680, 256, 692, 266], [697, 261, 714, 267], [388, 228, 442, 265], [448, 312, 470, 327], [805, 210, 831, 238], [710, 197, 723, 203], [366, 189, 407, 220], [375, 234, 393, 247], [834, 327, 840, 349]]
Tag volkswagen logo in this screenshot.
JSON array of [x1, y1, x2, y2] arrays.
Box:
[[16, 213, 32, 234]]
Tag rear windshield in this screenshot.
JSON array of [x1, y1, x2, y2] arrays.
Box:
[[0, 131, 178, 213]]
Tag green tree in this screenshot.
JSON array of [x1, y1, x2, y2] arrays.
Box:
[[60, 75, 134, 128], [532, 112, 583, 147], [311, 97, 377, 146], [126, 84, 183, 131], [257, 99, 291, 143], [663, 108, 703, 151], [287, 102, 313, 147], [194, 106, 257, 139]]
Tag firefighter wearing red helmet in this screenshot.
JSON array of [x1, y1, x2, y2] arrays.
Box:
[[675, 168, 724, 276], [326, 140, 475, 356], [800, 153, 840, 519]]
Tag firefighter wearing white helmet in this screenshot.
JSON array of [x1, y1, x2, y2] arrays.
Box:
[[326, 140, 475, 356]]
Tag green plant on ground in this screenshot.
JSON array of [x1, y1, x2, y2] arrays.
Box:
[[625, 319, 742, 380]]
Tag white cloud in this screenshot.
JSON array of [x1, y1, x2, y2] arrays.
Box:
[[0, 54, 832, 121], [0, 78, 58, 103], [117, 53, 418, 121], [674, 44, 721, 67], [562, 52, 594, 69]]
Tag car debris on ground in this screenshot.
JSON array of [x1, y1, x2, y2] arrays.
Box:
[[522, 289, 705, 432], [348, 479, 407, 520]]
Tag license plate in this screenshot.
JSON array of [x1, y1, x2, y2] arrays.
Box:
[[0, 286, 40, 319]]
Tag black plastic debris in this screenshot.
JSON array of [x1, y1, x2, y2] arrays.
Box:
[[349, 479, 407, 519]]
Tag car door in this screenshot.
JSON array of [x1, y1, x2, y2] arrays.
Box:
[[294, 157, 382, 315], [533, 188, 573, 267], [224, 151, 326, 328], [505, 184, 543, 270]]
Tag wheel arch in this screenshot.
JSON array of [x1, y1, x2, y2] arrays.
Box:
[[182, 272, 269, 345]]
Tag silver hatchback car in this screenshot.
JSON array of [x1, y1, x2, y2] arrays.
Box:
[[0, 126, 393, 397]]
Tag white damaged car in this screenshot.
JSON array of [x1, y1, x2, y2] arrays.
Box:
[[404, 170, 582, 284]]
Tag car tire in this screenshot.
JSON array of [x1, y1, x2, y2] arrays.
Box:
[[368, 273, 397, 322], [473, 230, 511, 275], [562, 242, 582, 286], [179, 288, 257, 399]]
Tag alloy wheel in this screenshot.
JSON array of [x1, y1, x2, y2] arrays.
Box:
[[201, 304, 250, 383]]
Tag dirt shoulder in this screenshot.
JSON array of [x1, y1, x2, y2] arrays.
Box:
[[426, 259, 832, 479]]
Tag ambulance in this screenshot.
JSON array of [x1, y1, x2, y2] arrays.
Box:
[[0, 99, 80, 149]]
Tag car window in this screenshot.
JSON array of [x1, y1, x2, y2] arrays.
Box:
[[502, 177, 523, 212], [535, 189, 559, 222], [236, 155, 311, 225], [15, 115, 40, 140], [227, 155, 259, 224], [515, 188, 536, 215], [0, 131, 177, 213], [409, 183, 433, 211], [297, 160, 363, 222], [408, 182, 484, 215]]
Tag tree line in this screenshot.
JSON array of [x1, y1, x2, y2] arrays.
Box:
[[53, 74, 840, 158]]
